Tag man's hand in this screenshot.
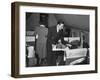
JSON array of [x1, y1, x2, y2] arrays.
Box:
[[36, 34, 38, 39], [66, 44, 72, 47], [52, 44, 55, 48], [56, 43, 66, 49]]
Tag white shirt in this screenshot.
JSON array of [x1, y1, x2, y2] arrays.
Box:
[[57, 25, 63, 33]]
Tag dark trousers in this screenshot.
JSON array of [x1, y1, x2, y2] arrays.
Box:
[[53, 51, 65, 65], [47, 51, 64, 66]]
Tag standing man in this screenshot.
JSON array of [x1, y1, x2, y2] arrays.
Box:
[[47, 21, 66, 66], [35, 22, 48, 65]]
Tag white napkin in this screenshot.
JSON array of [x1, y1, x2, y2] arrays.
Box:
[[65, 48, 87, 59], [27, 46, 35, 58]]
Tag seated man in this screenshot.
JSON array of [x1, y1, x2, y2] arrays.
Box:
[[70, 40, 80, 49]]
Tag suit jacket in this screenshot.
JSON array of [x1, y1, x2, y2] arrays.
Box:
[[47, 26, 66, 52], [46, 26, 67, 65]]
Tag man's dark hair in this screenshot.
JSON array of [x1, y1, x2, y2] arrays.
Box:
[[57, 21, 64, 25]]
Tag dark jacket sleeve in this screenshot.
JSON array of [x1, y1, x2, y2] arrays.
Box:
[[47, 27, 57, 44], [47, 27, 52, 43], [54, 29, 67, 45]]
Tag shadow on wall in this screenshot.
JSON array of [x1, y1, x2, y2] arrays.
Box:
[[26, 13, 40, 31], [26, 13, 89, 31], [55, 14, 89, 31]]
